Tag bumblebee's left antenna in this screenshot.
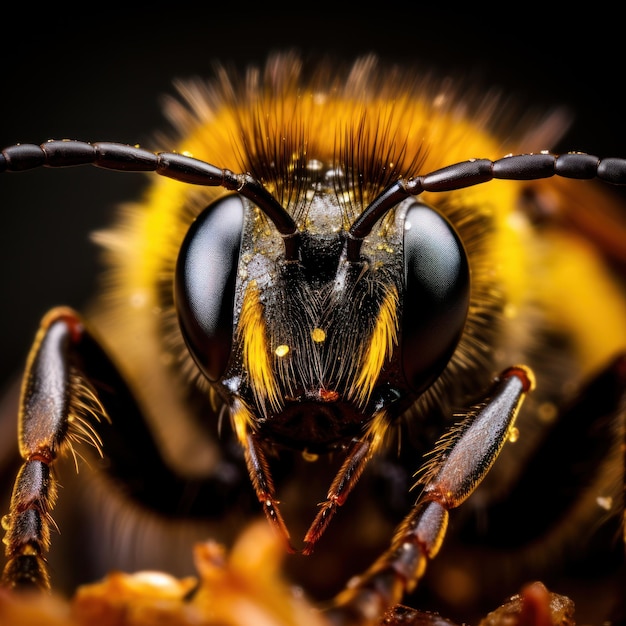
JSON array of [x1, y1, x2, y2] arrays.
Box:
[[0, 140, 301, 260]]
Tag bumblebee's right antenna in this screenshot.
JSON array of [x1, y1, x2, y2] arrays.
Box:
[[346, 152, 626, 261]]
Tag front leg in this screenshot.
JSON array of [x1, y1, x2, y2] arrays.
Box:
[[2, 308, 97, 588], [325, 366, 534, 625], [1, 306, 181, 590]]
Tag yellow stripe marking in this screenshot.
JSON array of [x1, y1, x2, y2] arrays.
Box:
[[352, 286, 399, 406], [238, 281, 281, 413]]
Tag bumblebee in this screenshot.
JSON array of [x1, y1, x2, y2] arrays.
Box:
[[0, 53, 624, 625]]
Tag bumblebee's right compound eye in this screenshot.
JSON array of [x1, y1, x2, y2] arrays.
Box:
[[401, 202, 470, 394], [175, 195, 244, 382]]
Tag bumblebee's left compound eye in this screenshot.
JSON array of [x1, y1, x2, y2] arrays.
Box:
[[401, 202, 470, 394], [175, 195, 245, 382]]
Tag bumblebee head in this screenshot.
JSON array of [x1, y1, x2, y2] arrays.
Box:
[[174, 166, 470, 448]]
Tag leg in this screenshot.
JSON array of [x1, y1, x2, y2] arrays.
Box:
[[463, 353, 626, 622], [1, 306, 235, 590], [324, 366, 533, 625], [473, 353, 625, 545], [2, 307, 91, 589]]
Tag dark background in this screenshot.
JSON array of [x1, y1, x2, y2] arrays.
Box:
[[1, 7, 624, 390]]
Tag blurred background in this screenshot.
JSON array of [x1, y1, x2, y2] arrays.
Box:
[[0, 7, 624, 390]]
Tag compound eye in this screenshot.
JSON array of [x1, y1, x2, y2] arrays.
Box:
[[402, 202, 470, 394], [175, 195, 244, 382]]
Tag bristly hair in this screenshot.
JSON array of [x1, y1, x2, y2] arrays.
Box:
[[222, 53, 433, 220], [161, 51, 549, 223], [165, 53, 512, 219]]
